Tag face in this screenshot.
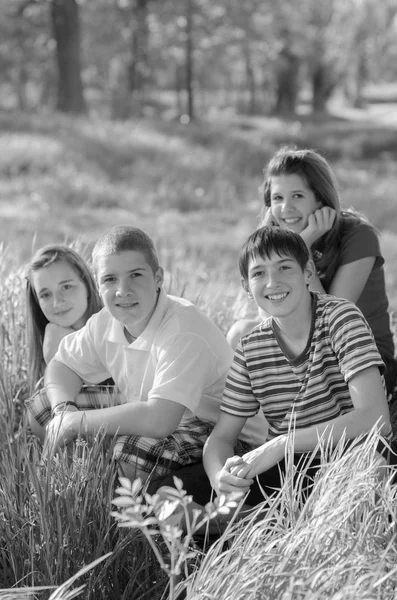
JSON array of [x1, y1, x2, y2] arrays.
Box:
[[244, 252, 314, 320], [269, 174, 321, 234], [32, 261, 89, 330], [96, 250, 163, 337]]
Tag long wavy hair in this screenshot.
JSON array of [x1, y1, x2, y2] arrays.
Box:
[[261, 146, 370, 289], [25, 245, 102, 392]]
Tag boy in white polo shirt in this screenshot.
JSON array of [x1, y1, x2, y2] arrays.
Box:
[[42, 225, 267, 483]]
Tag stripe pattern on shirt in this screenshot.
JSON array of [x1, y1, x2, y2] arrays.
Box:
[[221, 294, 385, 439]]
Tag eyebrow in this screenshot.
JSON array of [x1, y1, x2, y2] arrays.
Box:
[[249, 257, 294, 272], [99, 267, 146, 279], [37, 278, 76, 293]]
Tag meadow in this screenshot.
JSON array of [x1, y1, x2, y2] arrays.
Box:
[[1, 105, 397, 598]]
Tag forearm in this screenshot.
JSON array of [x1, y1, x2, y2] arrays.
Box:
[[44, 360, 83, 413], [292, 407, 391, 454], [203, 436, 235, 490], [77, 402, 180, 438]]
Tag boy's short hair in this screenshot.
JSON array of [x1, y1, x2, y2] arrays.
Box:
[[92, 226, 160, 274], [239, 226, 310, 281]]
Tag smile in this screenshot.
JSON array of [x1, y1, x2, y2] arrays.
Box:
[[54, 309, 71, 316], [117, 302, 138, 308], [266, 292, 288, 301], [282, 217, 301, 224]]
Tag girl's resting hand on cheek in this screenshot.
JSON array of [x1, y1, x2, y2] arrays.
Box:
[[300, 207, 337, 249]]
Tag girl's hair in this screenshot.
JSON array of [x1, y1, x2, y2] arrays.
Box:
[[26, 245, 102, 391], [261, 146, 365, 288], [239, 226, 309, 282]]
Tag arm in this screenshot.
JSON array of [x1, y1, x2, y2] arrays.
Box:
[[238, 366, 390, 479], [45, 359, 84, 413], [45, 393, 187, 449], [43, 323, 74, 364], [203, 411, 254, 496]]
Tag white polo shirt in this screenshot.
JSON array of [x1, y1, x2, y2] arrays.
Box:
[[55, 290, 268, 447]]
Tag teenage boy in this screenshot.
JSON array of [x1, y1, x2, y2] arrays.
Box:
[[42, 225, 267, 483], [203, 226, 391, 505]]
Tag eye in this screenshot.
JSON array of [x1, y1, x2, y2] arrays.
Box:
[[102, 276, 116, 284], [62, 283, 74, 291], [251, 270, 264, 279], [271, 195, 282, 202], [39, 292, 50, 300], [279, 265, 291, 271], [130, 272, 142, 279]]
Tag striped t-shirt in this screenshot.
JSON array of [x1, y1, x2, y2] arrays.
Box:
[[221, 293, 385, 440]]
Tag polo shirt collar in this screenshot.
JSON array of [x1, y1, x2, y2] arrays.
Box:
[[105, 289, 170, 350]]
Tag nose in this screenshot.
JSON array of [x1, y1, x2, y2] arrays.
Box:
[[265, 270, 277, 288], [53, 290, 65, 307], [281, 196, 293, 210], [116, 279, 133, 297]]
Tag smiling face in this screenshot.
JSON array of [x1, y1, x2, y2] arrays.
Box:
[[32, 261, 89, 330], [96, 250, 163, 337], [269, 173, 321, 234], [244, 251, 314, 320]]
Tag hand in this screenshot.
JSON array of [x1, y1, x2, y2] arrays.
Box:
[[300, 207, 337, 249], [239, 436, 287, 479], [43, 411, 84, 456], [215, 455, 254, 498]]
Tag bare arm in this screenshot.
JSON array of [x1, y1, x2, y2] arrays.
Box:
[[45, 359, 83, 413], [203, 412, 254, 496], [43, 323, 74, 364], [237, 366, 390, 479]]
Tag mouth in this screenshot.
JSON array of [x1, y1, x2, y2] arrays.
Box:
[[54, 309, 71, 316], [281, 217, 301, 225], [116, 302, 138, 309], [265, 292, 289, 301]]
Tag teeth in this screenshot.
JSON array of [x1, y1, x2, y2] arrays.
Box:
[[267, 293, 287, 300], [283, 218, 300, 224]]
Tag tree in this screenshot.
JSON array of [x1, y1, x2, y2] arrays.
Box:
[[50, 0, 86, 113]]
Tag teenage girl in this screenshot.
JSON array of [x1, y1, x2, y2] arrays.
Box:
[[25, 245, 108, 439], [227, 146, 397, 396]]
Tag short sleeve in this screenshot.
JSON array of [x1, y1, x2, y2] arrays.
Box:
[[328, 300, 385, 382], [54, 319, 111, 384], [339, 221, 383, 268], [221, 344, 261, 419], [149, 333, 220, 411]]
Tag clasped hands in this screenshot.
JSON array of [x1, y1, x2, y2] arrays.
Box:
[[216, 436, 287, 498]]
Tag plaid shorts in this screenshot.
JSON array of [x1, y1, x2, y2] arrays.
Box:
[[114, 416, 215, 477], [26, 389, 215, 478], [25, 385, 121, 427]]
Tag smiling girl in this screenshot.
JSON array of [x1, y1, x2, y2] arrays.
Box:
[[26, 245, 102, 393], [228, 147, 397, 396]]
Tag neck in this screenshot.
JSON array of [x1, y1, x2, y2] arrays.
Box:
[[273, 295, 313, 342], [124, 327, 137, 344]]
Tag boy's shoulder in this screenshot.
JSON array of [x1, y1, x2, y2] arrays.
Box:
[[240, 317, 273, 346]]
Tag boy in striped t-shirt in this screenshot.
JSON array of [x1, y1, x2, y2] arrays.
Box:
[[203, 226, 391, 506]]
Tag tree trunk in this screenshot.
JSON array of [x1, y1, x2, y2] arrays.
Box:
[[128, 0, 149, 116], [244, 40, 256, 115], [274, 46, 299, 115], [185, 0, 194, 121], [50, 0, 86, 114], [311, 63, 335, 113]]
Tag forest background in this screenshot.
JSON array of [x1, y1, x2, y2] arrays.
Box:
[[2, 0, 397, 598]]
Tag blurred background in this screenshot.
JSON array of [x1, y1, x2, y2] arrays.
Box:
[[1, 0, 397, 316]]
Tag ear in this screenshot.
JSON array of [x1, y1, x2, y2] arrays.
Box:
[[155, 267, 164, 290], [241, 277, 250, 295], [303, 259, 316, 285]]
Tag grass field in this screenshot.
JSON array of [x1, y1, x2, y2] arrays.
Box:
[[1, 105, 397, 598]]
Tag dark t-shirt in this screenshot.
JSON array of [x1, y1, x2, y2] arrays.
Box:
[[323, 221, 395, 379]]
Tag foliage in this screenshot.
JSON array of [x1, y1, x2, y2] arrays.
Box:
[[0, 0, 396, 115]]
